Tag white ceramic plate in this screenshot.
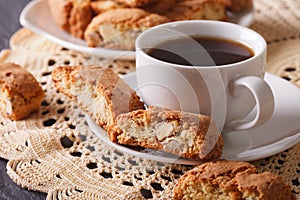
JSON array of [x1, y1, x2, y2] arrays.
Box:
[[86, 72, 300, 165], [19, 0, 135, 60], [20, 0, 254, 60]]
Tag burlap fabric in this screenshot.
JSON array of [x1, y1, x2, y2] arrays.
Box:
[[0, 0, 299, 199]]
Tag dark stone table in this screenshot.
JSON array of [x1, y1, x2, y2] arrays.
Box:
[[0, 0, 46, 199]]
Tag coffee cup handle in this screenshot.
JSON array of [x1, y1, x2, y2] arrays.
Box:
[[225, 76, 275, 131]]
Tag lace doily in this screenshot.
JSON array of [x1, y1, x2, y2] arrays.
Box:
[[0, 0, 299, 199]]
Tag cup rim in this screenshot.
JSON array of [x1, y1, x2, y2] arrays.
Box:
[[135, 20, 267, 69]]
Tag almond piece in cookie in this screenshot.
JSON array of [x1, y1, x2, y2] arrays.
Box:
[[173, 160, 296, 200], [165, 0, 230, 21], [108, 106, 224, 161], [51, 65, 144, 129], [84, 8, 170, 50], [48, 0, 93, 39], [0, 63, 44, 120]]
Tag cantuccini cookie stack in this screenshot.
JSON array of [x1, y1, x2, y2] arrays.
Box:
[[52, 65, 224, 161], [47, 0, 252, 50]]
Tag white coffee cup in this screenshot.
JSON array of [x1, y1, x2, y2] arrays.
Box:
[[135, 20, 274, 132]]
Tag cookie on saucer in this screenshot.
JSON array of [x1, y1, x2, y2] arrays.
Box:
[[108, 106, 224, 161], [52, 65, 145, 129]]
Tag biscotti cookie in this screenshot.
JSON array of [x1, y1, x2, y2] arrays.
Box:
[[142, 0, 176, 15], [228, 0, 253, 12], [173, 160, 296, 200], [84, 8, 170, 50], [52, 65, 144, 129], [90, 0, 127, 15], [112, 0, 159, 8], [0, 63, 44, 120], [48, 0, 93, 39], [165, 0, 230, 21], [108, 106, 223, 161]]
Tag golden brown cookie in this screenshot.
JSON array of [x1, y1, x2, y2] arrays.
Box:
[[51, 65, 145, 129], [48, 0, 93, 39], [228, 0, 253, 12], [84, 8, 170, 50], [112, 0, 159, 8], [173, 160, 296, 200], [108, 106, 224, 161], [47, 0, 73, 32], [0, 63, 44, 120], [142, 0, 176, 15], [90, 0, 127, 15], [165, 0, 230, 21]]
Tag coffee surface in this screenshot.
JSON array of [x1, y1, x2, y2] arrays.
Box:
[[147, 36, 254, 66]]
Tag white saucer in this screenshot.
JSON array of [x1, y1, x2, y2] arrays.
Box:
[[86, 72, 300, 165], [20, 0, 254, 61]]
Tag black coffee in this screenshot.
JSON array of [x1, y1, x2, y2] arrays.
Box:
[[147, 36, 254, 66]]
